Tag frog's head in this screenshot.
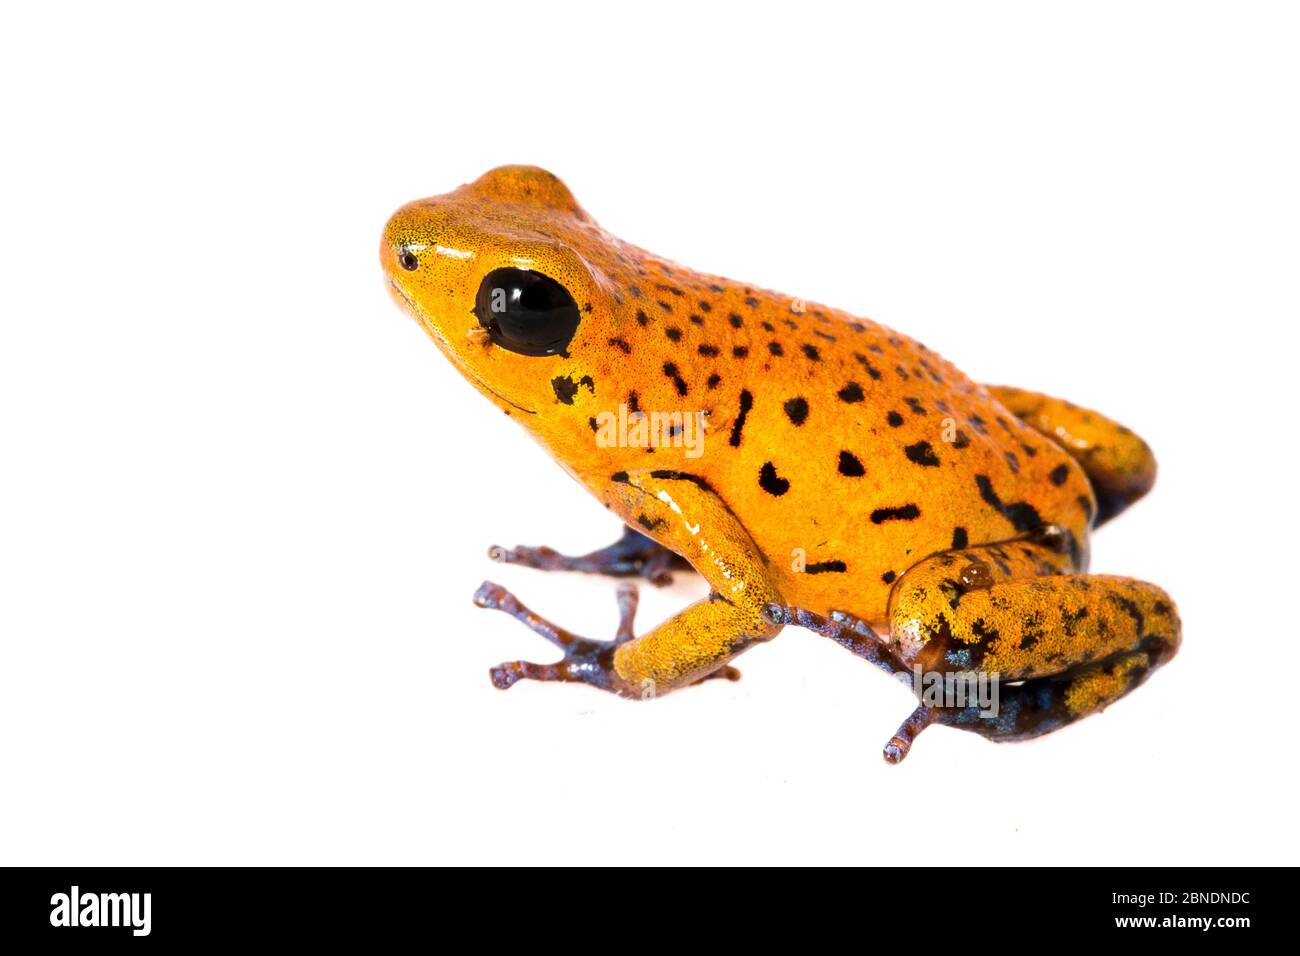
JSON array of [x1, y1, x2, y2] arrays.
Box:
[[381, 166, 616, 424]]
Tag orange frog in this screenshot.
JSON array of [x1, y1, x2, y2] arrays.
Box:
[[380, 166, 1180, 762]]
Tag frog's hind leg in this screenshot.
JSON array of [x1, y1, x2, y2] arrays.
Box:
[[986, 385, 1157, 526], [770, 538, 1180, 762], [474, 580, 740, 693], [488, 525, 690, 586]]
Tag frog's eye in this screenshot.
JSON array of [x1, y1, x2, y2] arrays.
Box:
[[473, 268, 581, 357], [398, 249, 419, 271]]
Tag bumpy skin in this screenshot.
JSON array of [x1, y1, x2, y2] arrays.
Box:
[[381, 166, 1180, 761]]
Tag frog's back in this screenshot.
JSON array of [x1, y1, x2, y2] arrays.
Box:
[[573, 247, 1094, 625]]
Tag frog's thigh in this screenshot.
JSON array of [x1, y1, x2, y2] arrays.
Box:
[[986, 384, 1157, 525], [605, 470, 783, 692], [889, 542, 1180, 740]]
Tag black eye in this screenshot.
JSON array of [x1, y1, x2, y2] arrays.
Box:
[[474, 268, 581, 356], [398, 249, 419, 271]]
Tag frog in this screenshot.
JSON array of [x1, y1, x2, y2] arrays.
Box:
[[380, 165, 1180, 763]]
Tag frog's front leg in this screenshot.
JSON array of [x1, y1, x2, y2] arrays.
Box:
[[474, 580, 740, 692], [488, 525, 690, 586], [475, 470, 783, 696]]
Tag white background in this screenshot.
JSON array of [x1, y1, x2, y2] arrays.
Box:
[[3, 2, 1297, 866]]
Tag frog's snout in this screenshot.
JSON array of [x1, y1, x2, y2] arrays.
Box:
[[380, 215, 425, 320]]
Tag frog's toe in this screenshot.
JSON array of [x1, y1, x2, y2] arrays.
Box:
[[488, 660, 562, 689], [473, 580, 636, 696], [697, 665, 741, 683], [486, 526, 683, 587], [882, 706, 937, 765]]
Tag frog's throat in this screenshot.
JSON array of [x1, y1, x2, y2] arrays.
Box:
[[389, 279, 537, 416]]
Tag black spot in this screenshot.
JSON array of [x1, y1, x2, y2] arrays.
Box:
[[665, 326, 683, 342], [608, 337, 631, 354], [905, 397, 926, 416], [611, 470, 630, 483], [551, 374, 594, 405], [805, 560, 847, 574], [689, 314, 705, 326], [662, 362, 689, 396], [854, 353, 883, 380], [628, 391, 641, 413], [728, 313, 743, 328], [758, 462, 790, 496], [1004, 451, 1020, 474], [952, 430, 971, 449], [951, 527, 969, 550], [975, 475, 1043, 533], [1110, 594, 1146, 636], [587, 416, 599, 433], [814, 329, 837, 342], [698, 344, 720, 357], [881, 570, 897, 585], [837, 381, 865, 403], [768, 341, 784, 356], [699, 301, 713, 313], [1050, 464, 1070, 486], [801, 343, 821, 361], [745, 296, 759, 308], [649, 469, 715, 491], [732, 345, 749, 358], [784, 397, 809, 426], [637, 514, 666, 532], [761, 321, 775, 332], [871, 504, 920, 523], [838, 451, 865, 477], [904, 441, 940, 467], [707, 373, 722, 390], [729, 390, 753, 448], [656, 300, 673, 313], [635, 309, 650, 326], [970, 618, 1000, 647], [887, 411, 905, 427]]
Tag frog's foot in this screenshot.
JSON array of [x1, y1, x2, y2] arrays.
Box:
[[763, 602, 933, 763], [487, 526, 688, 587], [474, 580, 738, 695]]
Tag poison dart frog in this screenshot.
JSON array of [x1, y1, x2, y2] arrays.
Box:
[[380, 165, 1180, 763]]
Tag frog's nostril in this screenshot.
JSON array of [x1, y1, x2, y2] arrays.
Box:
[[397, 248, 419, 271]]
